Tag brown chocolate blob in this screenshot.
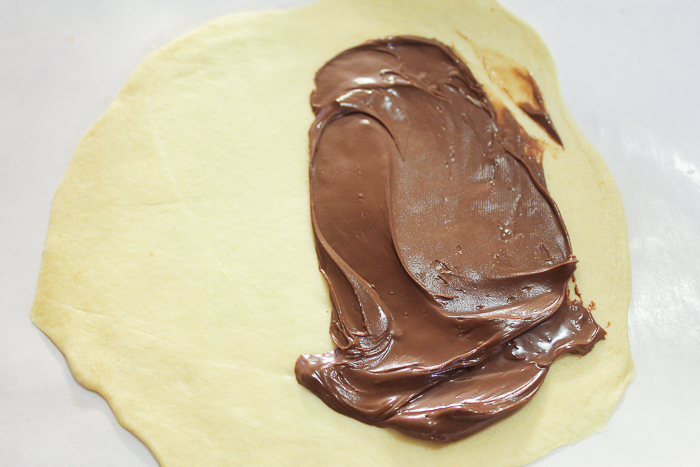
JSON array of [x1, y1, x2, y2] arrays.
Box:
[[516, 70, 563, 146], [295, 36, 604, 442]]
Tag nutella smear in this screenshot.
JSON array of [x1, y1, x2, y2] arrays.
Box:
[[295, 36, 605, 442]]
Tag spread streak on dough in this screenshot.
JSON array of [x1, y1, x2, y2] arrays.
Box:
[[295, 36, 605, 442]]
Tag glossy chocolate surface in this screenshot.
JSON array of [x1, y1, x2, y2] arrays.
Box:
[[295, 36, 604, 442]]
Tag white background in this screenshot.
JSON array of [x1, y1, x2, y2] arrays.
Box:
[[1, 1, 699, 465]]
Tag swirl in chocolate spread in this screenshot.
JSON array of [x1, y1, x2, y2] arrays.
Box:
[[295, 36, 605, 442]]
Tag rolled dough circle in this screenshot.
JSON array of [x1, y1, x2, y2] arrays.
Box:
[[31, 0, 633, 466]]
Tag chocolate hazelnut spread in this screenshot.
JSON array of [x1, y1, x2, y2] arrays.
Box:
[[295, 36, 605, 442]]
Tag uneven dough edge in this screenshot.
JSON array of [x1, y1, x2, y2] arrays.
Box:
[[31, 1, 633, 466]]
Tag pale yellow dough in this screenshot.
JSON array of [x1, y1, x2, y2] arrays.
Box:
[[31, 0, 634, 465]]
